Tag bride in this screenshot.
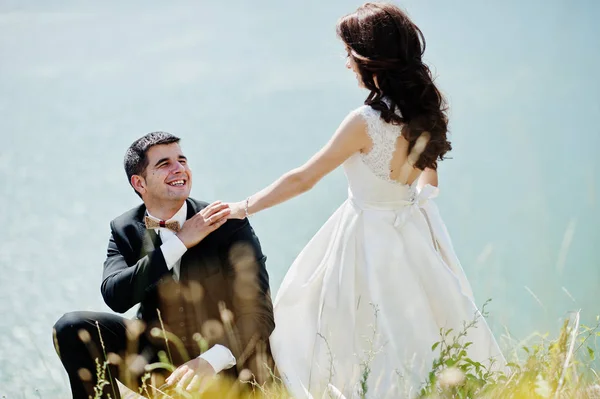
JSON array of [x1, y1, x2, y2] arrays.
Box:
[[226, 2, 505, 397]]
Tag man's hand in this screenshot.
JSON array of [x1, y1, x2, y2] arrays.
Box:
[[176, 201, 231, 248], [165, 357, 216, 392]]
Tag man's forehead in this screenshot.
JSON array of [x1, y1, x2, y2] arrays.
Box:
[[147, 142, 185, 157]]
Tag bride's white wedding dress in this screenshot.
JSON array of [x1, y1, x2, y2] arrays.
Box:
[[269, 105, 505, 398]]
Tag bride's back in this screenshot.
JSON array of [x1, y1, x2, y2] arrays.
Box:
[[358, 104, 423, 186], [343, 104, 424, 202]]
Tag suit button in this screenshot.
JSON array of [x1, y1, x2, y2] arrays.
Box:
[[181, 336, 187, 342], [180, 322, 185, 327], [179, 307, 184, 313]]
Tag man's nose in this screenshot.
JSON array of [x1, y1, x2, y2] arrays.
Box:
[[172, 161, 185, 173]]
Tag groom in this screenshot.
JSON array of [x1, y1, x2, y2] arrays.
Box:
[[52, 132, 275, 398]]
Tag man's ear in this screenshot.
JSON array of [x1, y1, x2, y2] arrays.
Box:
[[131, 175, 146, 196]]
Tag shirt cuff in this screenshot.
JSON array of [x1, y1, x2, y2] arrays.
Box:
[[160, 235, 187, 270], [198, 344, 236, 373]]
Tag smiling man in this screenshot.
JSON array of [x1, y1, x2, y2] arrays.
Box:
[[52, 132, 275, 398]]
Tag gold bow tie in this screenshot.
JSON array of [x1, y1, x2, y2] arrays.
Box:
[[144, 216, 181, 232]]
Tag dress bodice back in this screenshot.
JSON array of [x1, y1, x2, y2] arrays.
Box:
[[343, 105, 419, 204]]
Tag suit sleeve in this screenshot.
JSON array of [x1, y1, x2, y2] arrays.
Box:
[[100, 223, 170, 313], [224, 219, 275, 376]]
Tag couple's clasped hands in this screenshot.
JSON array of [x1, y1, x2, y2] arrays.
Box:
[[175, 201, 246, 249]]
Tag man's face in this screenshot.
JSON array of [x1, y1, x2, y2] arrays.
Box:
[[135, 143, 192, 203]]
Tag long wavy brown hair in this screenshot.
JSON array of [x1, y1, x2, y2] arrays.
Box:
[[337, 2, 451, 170]]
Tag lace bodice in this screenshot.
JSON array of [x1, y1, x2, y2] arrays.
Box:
[[353, 104, 404, 184], [343, 104, 417, 204]]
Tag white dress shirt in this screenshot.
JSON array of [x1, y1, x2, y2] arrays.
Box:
[[146, 202, 236, 373]]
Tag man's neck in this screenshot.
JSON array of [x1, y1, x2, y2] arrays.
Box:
[[145, 199, 186, 221]]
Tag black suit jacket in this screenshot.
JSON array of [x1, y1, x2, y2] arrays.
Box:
[[101, 198, 275, 379]]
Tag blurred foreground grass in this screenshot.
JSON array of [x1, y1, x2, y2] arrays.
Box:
[[87, 306, 600, 399]]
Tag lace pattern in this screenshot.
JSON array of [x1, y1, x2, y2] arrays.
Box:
[[354, 105, 406, 184]]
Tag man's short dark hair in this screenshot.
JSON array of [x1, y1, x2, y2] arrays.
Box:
[[124, 131, 180, 192]]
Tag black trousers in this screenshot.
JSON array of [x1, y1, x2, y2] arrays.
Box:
[[53, 311, 169, 399]]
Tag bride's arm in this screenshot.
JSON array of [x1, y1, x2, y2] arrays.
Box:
[[229, 111, 370, 219], [417, 168, 438, 189]]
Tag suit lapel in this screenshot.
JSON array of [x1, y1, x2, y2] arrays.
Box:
[[142, 229, 162, 256], [134, 207, 163, 258]]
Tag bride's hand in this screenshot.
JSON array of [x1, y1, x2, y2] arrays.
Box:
[[226, 201, 246, 219]]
